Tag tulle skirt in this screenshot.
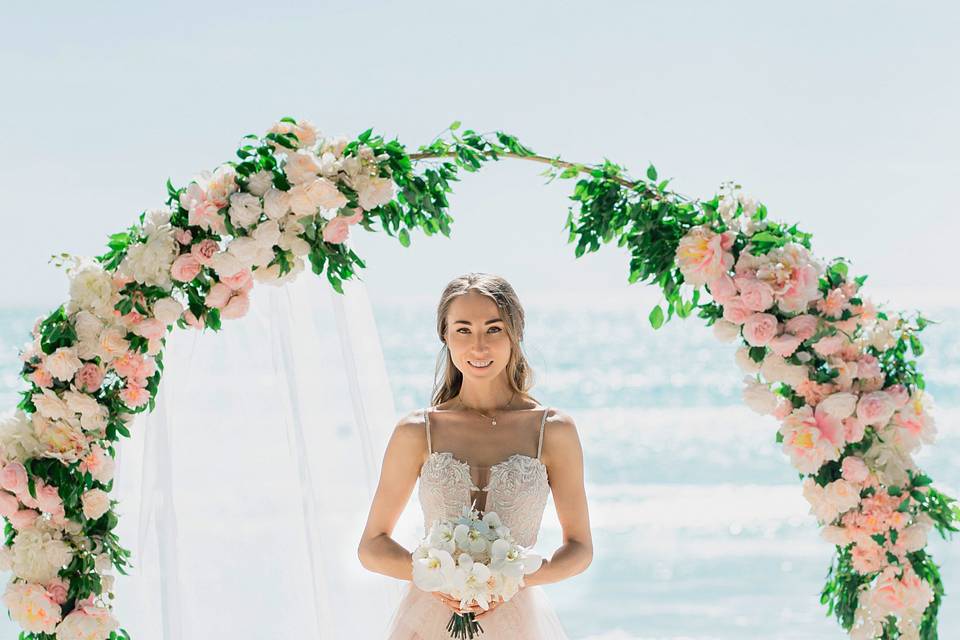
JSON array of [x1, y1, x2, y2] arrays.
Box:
[[385, 581, 570, 639]]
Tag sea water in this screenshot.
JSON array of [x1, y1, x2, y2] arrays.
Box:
[[1, 302, 957, 639]]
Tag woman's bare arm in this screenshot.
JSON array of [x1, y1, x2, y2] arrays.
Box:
[[357, 410, 426, 581], [525, 408, 593, 586]]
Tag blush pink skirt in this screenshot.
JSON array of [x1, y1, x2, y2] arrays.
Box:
[[384, 581, 570, 639]]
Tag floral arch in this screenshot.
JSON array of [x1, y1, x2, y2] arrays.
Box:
[[1, 118, 957, 640]]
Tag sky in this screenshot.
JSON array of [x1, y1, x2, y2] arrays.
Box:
[[0, 1, 957, 312]]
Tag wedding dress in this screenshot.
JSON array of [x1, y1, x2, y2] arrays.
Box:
[[384, 406, 570, 639]]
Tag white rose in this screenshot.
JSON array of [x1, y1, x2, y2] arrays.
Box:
[[263, 188, 290, 220], [824, 479, 861, 515], [153, 297, 184, 325], [284, 150, 323, 185], [246, 170, 274, 196], [818, 392, 858, 419], [45, 348, 83, 382], [712, 319, 740, 343], [354, 174, 395, 211], [228, 237, 274, 269], [228, 192, 264, 229], [288, 177, 347, 216], [252, 219, 282, 247], [742, 377, 778, 415], [760, 354, 809, 387], [210, 251, 244, 278], [735, 345, 761, 374], [81, 489, 110, 520]]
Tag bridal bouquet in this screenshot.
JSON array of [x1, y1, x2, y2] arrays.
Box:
[[411, 505, 543, 639]]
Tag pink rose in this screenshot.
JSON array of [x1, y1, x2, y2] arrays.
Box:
[[721, 297, 753, 325], [843, 416, 866, 443], [885, 384, 910, 409], [133, 317, 166, 341], [812, 334, 845, 357], [183, 310, 205, 330], [35, 480, 63, 514], [707, 274, 738, 305], [769, 332, 803, 357], [742, 313, 779, 347], [191, 239, 219, 265], [221, 292, 250, 319], [322, 215, 353, 244], [174, 229, 193, 245], [171, 254, 202, 282], [0, 491, 19, 517], [784, 314, 818, 341], [736, 277, 775, 312], [81, 489, 111, 520], [45, 578, 70, 606], [73, 363, 105, 393], [9, 508, 39, 530], [205, 283, 233, 309], [856, 391, 896, 427], [855, 354, 882, 380], [841, 456, 870, 484], [0, 462, 28, 495], [221, 268, 253, 292]]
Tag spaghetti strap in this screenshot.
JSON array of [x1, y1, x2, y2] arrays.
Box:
[[425, 407, 432, 455], [537, 407, 548, 459]]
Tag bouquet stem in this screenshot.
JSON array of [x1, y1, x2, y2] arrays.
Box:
[[446, 611, 484, 638]]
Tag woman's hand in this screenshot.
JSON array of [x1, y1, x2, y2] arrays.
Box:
[[430, 591, 506, 620]]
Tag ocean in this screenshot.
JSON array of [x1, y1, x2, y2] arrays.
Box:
[[1, 301, 958, 639]]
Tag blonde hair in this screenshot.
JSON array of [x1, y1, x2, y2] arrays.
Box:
[[430, 273, 540, 407]]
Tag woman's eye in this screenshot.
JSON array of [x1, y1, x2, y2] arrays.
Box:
[[456, 327, 502, 334]]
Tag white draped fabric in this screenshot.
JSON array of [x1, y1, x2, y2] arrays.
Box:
[[111, 270, 414, 638]]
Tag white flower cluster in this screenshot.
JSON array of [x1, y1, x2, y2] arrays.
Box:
[[412, 506, 542, 613]]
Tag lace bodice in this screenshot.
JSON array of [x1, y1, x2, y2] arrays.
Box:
[[418, 407, 550, 548]]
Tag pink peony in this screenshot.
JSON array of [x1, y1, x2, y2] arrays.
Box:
[[742, 313, 779, 347], [171, 254, 202, 282], [784, 314, 818, 341], [119, 383, 150, 409], [29, 366, 54, 389], [769, 332, 803, 357], [841, 456, 870, 484], [675, 227, 735, 286], [2, 581, 62, 633], [812, 334, 845, 357]]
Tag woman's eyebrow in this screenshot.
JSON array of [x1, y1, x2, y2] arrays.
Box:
[[452, 318, 502, 325]]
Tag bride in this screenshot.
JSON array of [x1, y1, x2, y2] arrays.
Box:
[[358, 273, 593, 638]]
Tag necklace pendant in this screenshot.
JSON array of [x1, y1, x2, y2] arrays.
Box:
[[491, 419, 497, 426]]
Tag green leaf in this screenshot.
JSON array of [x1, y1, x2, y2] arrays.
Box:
[[398, 228, 410, 248], [450, 120, 461, 131], [646, 163, 657, 182], [648, 304, 664, 329]]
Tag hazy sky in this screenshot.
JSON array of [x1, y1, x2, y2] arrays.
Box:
[[1, 1, 957, 312]]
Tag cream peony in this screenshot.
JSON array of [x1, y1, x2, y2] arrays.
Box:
[[44, 348, 83, 382], [10, 523, 74, 584], [81, 489, 110, 521], [227, 192, 264, 229], [742, 377, 779, 415], [2, 581, 61, 633]]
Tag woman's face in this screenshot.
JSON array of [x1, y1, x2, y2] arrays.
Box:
[[445, 291, 511, 380]]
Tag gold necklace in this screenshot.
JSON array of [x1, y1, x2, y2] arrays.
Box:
[[457, 391, 517, 427]]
